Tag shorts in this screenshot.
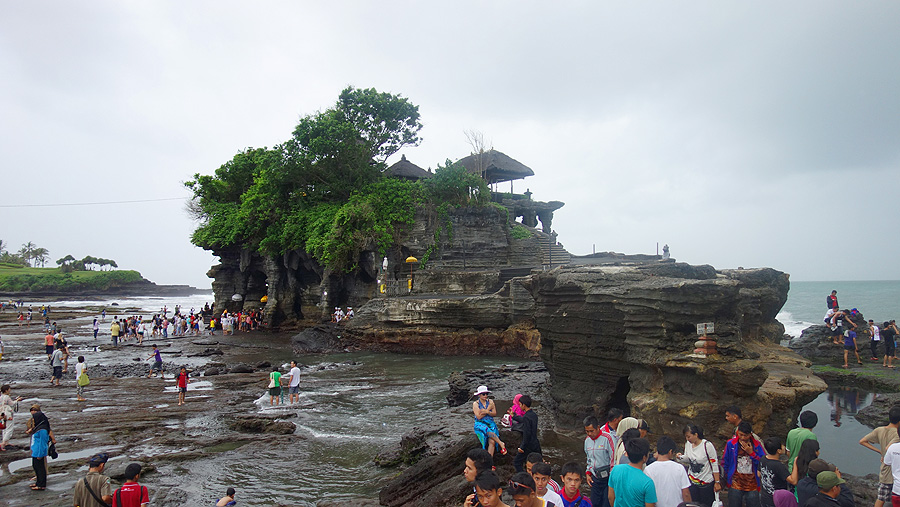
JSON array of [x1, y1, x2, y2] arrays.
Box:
[[844, 345, 855, 351], [886, 341, 896, 354], [879, 483, 892, 502], [46, 345, 54, 355], [891, 493, 900, 507], [269, 387, 282, 396], [178, 387, 187, 393], [52, 366, 62, 379], [831, 327, 842, 336], [152, 361, 163, 371], [289, 386, 300, 394]]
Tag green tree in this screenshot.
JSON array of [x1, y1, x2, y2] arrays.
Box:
[[18, 242, 36, 266], [56, 254, 76, 267], [32, 247, 49, 268]]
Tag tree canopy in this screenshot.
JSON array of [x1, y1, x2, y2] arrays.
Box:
[[186, 87, 489, 272]]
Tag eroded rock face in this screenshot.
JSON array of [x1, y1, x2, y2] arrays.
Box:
[[529, 263, 825, 437]]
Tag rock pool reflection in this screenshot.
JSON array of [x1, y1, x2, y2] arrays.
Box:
[[800, 387, 875, 476]]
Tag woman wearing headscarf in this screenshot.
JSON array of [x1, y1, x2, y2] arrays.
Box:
[[26, 404, 56, 490], [613, 417, 641, 464]]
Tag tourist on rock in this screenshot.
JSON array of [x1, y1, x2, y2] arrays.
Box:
[[532, 462, 564, 507], [559, 461, 593, 507], [584, 415, 615, 507], [613, 418, 640, 465], [505, 393, 526, 427], [268, 366, 283, 406], [26, 404, 56, 491], [758, 437, 799, 507], [882, 321, 897, 368], [800, 471, 847, 507], [43, 330, 54, 359], [527, 453, 561, 493], [75, 356, 88, 402], [721, 421, 764, 507], [50, 343, 64, 386], [110, 319, 121, 348], [645, 436, 691, 507], [147, 345, 164, 378], [472, 385, 507, 457], [841, 331, 862, 368], [466, 470, 509, 507], [725, 406, 760, 441], [608, 438, 655, 507], [0, 384, 23, 451], [92, 317, 99, 339], [677, 424, 720, 507], [515, 395, 540, 472], [176, 367, 191, 406], [829, 311, 855, 347], [508, 471, 550, 507], [216, 487, 237, 506], [112, 463, 150, 507], [603, 408, 625, 448], [826, 291, 838, 310], [869, 320, 883, 362], [797, 460, 852, 507], [786, 411, 818, 473], [859, 406, 900, 507], [286, 360, 302, 405], [72, 452, 112, 507]]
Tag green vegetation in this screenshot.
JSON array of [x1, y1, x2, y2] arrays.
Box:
[[510, 224, 533, 240], [186, 87, 491, 272], [0, 266, 143, 292], [0, 240, 48, 267]]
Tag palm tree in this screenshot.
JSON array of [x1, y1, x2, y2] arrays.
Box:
[[32, 247, 49, 268], [19, 242, 36, 267]]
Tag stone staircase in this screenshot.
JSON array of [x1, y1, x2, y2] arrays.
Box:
[[534, 231, 571, 266]]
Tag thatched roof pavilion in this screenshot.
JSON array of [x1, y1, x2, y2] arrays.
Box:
[[386, 155, 432, 181], [456, 149, 535, 184]]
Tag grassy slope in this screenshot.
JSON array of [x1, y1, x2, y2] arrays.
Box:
[[0, 265, 145, 292]]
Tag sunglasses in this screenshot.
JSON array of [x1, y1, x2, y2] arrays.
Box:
[[508, 480, 534, 492]]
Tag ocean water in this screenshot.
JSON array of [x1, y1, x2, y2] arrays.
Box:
[[778, 280, 900, 338]]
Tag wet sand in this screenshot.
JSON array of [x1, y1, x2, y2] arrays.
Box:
[[0, 304, 304, 507]]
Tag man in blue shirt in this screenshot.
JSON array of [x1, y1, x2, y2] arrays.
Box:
[[609, 438, 657, 507]]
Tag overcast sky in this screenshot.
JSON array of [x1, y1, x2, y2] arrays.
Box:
[[2, 1, 898, 288]]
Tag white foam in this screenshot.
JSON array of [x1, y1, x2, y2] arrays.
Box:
[[777, 311, 816, 338]]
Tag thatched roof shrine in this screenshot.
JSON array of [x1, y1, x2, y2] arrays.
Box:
[[386, 154, 432, 181], [456, 149, 535, 184]]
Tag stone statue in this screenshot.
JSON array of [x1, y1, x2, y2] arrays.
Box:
[[662, 244, 670, 260]]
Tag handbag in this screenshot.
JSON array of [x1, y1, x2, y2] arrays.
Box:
[[267, 374, 277, 389], [49, 442, 58, 459], [711, 491, 723, 507], [77, 373, 90, 387]]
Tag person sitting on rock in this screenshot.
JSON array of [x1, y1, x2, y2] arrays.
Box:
[[800, 469, 852, 507], [472, 386, 507, 457]]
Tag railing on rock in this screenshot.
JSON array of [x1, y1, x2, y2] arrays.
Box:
[[378, 279, 412, 297]]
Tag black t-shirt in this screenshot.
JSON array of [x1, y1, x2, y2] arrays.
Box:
[[759, 456, 790, 507], [883, 327, 896, 346]]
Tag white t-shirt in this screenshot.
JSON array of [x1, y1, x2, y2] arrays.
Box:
[[541, 488, 564, 507], [873, 326, 882, 341], [75, 362, 86, 377], [645, 459, 691, 507], [681, 439, 718, 484], [883, 441, 900, 494], [288, 367, 302, 387]]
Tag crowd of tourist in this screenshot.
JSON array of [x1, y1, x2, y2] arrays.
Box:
[[824, 290, 900, 369], [464, 383, 900, 507]]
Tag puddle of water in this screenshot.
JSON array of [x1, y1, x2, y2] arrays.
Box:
[[4, 445, 122, 475], [163, 380, 213, 392]]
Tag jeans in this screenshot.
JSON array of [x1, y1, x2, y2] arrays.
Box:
[[591, 477, 611, 507], [728, 488, 759, 507]]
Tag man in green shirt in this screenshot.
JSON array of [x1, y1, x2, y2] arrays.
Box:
[[785, 410, 817, 472]]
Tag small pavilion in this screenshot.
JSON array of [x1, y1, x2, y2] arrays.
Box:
[[385, 155, 432, 181], [456, 149, 534, 193]]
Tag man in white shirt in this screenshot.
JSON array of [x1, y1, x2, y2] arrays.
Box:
[[531, 462, 563, 506], [286, 360, 302, 405], [645, 436, 691, 507]]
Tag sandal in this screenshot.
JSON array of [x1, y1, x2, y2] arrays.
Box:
[[30, 485, 45, 490], [500, 446, 508, 455]]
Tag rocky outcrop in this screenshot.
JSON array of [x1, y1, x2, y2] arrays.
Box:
[[208, 205, 550, 327], [528, 263, 826, 437], [855, 393, 900, 428]]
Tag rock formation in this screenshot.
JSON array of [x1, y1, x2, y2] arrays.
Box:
[[528, 263, 825, 437]]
